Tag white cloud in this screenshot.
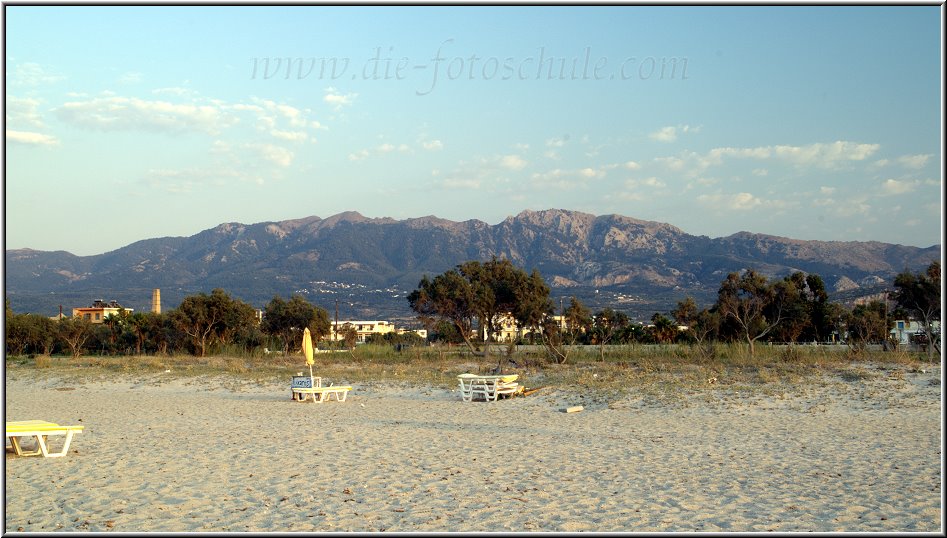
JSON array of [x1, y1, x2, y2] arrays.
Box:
[[152, 87, 197, 97], [422, 139, 443, 150], [685, 177, 718, 191], [10, 62, 65, 86], [324, 87, 357, 108], [897, 154, 932, 169], [751, 168, 768, 177], [578, 167, 604, 179], [649, 124, 700, 143], [499, 155, 527, 171], [545, 136, 568, 147], [835, 198, 871, 217], [348, 142, 411, 160], [820, 186, 836, 195], [348, 149, 370, 161], [6, 130, 58, 146], [531, 168, 566, 181], [55, 93, 324, 142], [658, 141, 883, 178], [270, 130, 308, 142], [650, 126, 678, 142], [530, 166, 609, 187], [697, 191, 795, 212], [772, 141, 879, 166], [251, 143, 294, 167], [625, 177, 667, 193], [56, 96, 236, 135], [623, 160, 641, 170], [881, 178, 920, 195], [5, 96, 45, 129], [697, 192, 763, 211], [654, 155, 687, 171], [118, 72, 143, 84]]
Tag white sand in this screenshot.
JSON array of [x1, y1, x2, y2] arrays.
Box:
[[4, 365, 942, 532]]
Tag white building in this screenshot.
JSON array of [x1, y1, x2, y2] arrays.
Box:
[[889, 319, 941, 346]]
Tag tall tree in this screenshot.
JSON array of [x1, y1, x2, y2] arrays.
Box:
[[57, 317, 94, 359], [169, 288, 259, 357], [260, 294, 331, 355], [409, 257, 552, 367], [408, 269, 479, 353], [845, 301, 888, 354], [804, 274, 833, 343], [892, 261, 941, 359], [649, 312, 677, 344], [541, 296, 591, 364], [715, 269, 782, 356], [770, 272, 810, 344]]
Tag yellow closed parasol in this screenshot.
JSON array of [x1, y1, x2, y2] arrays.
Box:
[[302, 327, 314, 378]]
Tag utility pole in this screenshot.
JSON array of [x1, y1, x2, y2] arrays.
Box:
[[334, 299, 339, 348]]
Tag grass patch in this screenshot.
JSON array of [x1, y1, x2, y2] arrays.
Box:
[[4, 344, 938, 398]]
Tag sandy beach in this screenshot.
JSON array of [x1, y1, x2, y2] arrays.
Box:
[[4, 365, 943, 533]]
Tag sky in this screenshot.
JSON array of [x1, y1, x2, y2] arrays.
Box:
[[3, 5, 943, 256]]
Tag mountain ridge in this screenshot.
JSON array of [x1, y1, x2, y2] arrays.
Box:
[[5, 208, 940, 320]]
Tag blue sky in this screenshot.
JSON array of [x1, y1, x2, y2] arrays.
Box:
[[4, 5, 943, 256]]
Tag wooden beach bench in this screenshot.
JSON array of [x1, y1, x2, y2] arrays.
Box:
[[291, 375, 352, 403], [457, 374, 520, 402], [5, 420, 83, 458]]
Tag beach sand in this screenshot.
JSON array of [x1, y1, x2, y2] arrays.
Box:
[[4, 365, 942, 532]]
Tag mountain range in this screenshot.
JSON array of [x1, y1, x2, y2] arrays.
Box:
[[5, 209, 940, 321]]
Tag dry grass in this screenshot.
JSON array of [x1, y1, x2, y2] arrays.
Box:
[[4, 344, 938, 400]]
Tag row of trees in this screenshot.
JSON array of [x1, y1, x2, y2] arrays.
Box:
[[6, 290, 341, 359], [409, 258, 942, 362], [5, 259, 940, 362]]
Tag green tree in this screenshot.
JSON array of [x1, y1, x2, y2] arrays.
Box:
[[715, 269, 783, 356], [648, 313, 677, 344], [457, 257, 549, 352], [409, 269, 479, 352], [803, 274, 833, 343], [340, 323, 358, 350], [57, 317, 94, 359], [590, 308, 630, 359], [409, 257, 552, 368], [541, 296, 591, 364], [769, 272, 810, 345], [512, 269, 555, 344], [260, 294, 331, 355], [27, 315, 58, 356], [169, 289, 259, 357], [5, 310, 29, 356], [892, 261, 941, 359], [127, 312, 150, 355], [671, 297, 699, 336], [672, 297, 720, 354], [845, 301, 888, 355]]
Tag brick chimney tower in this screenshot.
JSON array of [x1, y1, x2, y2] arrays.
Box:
[[151, 289, 161, 314]]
